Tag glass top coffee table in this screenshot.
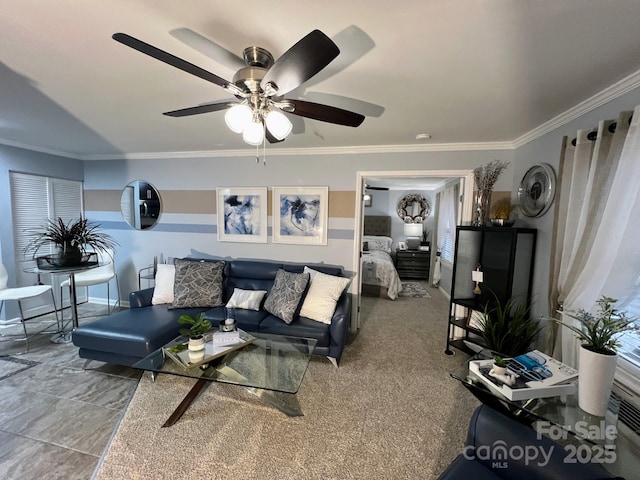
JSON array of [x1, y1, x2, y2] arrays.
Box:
[[451, 350, 636, 477], [134, 332, 317, 426]]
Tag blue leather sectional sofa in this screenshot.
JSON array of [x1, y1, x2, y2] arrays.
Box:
[[72, 259, 351, 367], [439, 404, 624, 479]]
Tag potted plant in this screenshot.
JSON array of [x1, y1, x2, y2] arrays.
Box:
[[178, 312, 212, 351], [492, 355, 508, 375], [553, 296, 638, 416], [24, 217, 118, 267], [420, 229, 429, 247], [489, 199, 517, 227], [479, 293, 542, 358]]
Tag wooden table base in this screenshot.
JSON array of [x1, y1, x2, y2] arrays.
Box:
[[162, 378, 210, 427]]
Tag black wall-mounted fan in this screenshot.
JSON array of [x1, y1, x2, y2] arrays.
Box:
[[112, 30, 365, 142]]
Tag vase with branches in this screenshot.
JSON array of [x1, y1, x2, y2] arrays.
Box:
[[473, 160, 510, 226]]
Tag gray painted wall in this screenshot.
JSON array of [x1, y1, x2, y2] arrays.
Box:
[[83, 150, 512, 297]]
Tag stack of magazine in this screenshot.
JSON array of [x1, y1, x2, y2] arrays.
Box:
[[164, 329, 256, 369], [468, 350, 578, 401]]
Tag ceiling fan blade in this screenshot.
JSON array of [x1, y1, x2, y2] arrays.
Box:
[[163, 101, 237, 117], [169, 28, 245, 72], [112, 33, 231, 89], [283, 99, 364, 127], [261, 30, 339, 96]]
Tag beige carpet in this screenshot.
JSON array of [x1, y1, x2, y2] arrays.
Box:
[[95, 288, 478, 480]]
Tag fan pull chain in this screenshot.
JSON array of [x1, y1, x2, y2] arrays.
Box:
[[263, 133, 267, 166]]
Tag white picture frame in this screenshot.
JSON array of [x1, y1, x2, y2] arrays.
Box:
[[272, 186, 329, 245], [216, 187, 268, 243], [467, 309, 485, 331], [398, 241, 407, 251]]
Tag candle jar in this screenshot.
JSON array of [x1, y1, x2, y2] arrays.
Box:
[[220, 308, 237, 332]]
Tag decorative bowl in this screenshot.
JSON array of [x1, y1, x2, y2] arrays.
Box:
[[490, 218, 515, 227]]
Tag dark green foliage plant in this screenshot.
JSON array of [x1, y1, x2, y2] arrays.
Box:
[[24, 217, 118, 257], [178, 312, 212, 339], [479, 293, 542, 357]]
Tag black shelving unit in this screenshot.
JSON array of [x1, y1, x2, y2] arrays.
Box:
[[445, 226, 537, 355]]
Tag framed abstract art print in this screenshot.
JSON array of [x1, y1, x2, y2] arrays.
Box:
[[216, 187, 268, 243], [272, 186, 328, 245]]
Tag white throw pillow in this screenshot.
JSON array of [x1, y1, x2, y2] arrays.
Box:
[[362, 235, 393, 253], [226, 288, 267, 311], [151, 264, 175, 305], [300, 267, 350, 324]]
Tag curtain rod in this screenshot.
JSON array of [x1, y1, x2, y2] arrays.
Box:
[[571, 113, 633, 147]]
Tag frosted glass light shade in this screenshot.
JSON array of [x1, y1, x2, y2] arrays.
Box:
[[265, 110, 293, 140], [224, 104, 252, 133], [242, 120, 265, 145], [403, 223, 423, 237]]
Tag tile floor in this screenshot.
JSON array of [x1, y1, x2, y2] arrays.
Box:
[[0, 304, 140, 480]]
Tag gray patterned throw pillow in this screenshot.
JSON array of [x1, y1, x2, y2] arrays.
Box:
[[264, 269, 310, 324], [171, 259, 225, 308]]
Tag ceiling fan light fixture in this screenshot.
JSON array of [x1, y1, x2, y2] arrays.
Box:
[[242, 119, 265, 145], [224, 104, 252, 133], [265, 109, 293, 140]]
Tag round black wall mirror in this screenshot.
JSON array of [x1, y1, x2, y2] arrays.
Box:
[[120, 180, 161, 230]]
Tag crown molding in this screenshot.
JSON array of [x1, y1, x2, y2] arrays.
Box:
[[512, 68, 640, 148], [82, 141, 514, 160], [0, 137, 84, 160], [3, 68, 640, 160]]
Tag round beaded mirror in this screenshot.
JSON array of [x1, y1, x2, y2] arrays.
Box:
[[396, 194, 430, 223]]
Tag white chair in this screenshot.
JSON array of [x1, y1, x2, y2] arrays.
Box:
[[0, 262, 60, 352], [60, 249, 120, 321]]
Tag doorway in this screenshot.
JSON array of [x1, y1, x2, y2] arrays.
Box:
[[352, 170, 474, 331]]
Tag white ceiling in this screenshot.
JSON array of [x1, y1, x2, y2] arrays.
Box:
[[1, 1, 640, 159]]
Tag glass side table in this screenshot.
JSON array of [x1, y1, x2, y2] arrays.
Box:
[[451, 350, 635, 477]]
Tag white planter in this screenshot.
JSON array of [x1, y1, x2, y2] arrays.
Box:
[[188, 349, 205, 364], [578, 345, 618, 416], [188, 336, 205, 351]]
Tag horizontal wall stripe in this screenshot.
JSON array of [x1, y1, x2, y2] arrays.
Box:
[[93, 219, 354, 239], [85, 189, 355, 217], [84, 190, 119, 212], [162, 190, 216, 214]]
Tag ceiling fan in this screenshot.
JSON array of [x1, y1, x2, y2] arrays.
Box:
[[365, 183, 389, 191], [112, 30, 365, 145]]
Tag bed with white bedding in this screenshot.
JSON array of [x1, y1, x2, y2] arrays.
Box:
[[361, 216, 402, 300]]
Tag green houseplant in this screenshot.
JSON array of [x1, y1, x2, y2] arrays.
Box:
[[178, 312, 212, 351], [491, 355, 509, 375], [24, 217, 118, 266], [479, 293, 542, 358], [553, 296, 638, 416], [556, 296, 637, 355]]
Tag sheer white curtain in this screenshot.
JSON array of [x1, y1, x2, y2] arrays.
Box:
[[550, 107, 639, 367], [433, 183, 458, 286]]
